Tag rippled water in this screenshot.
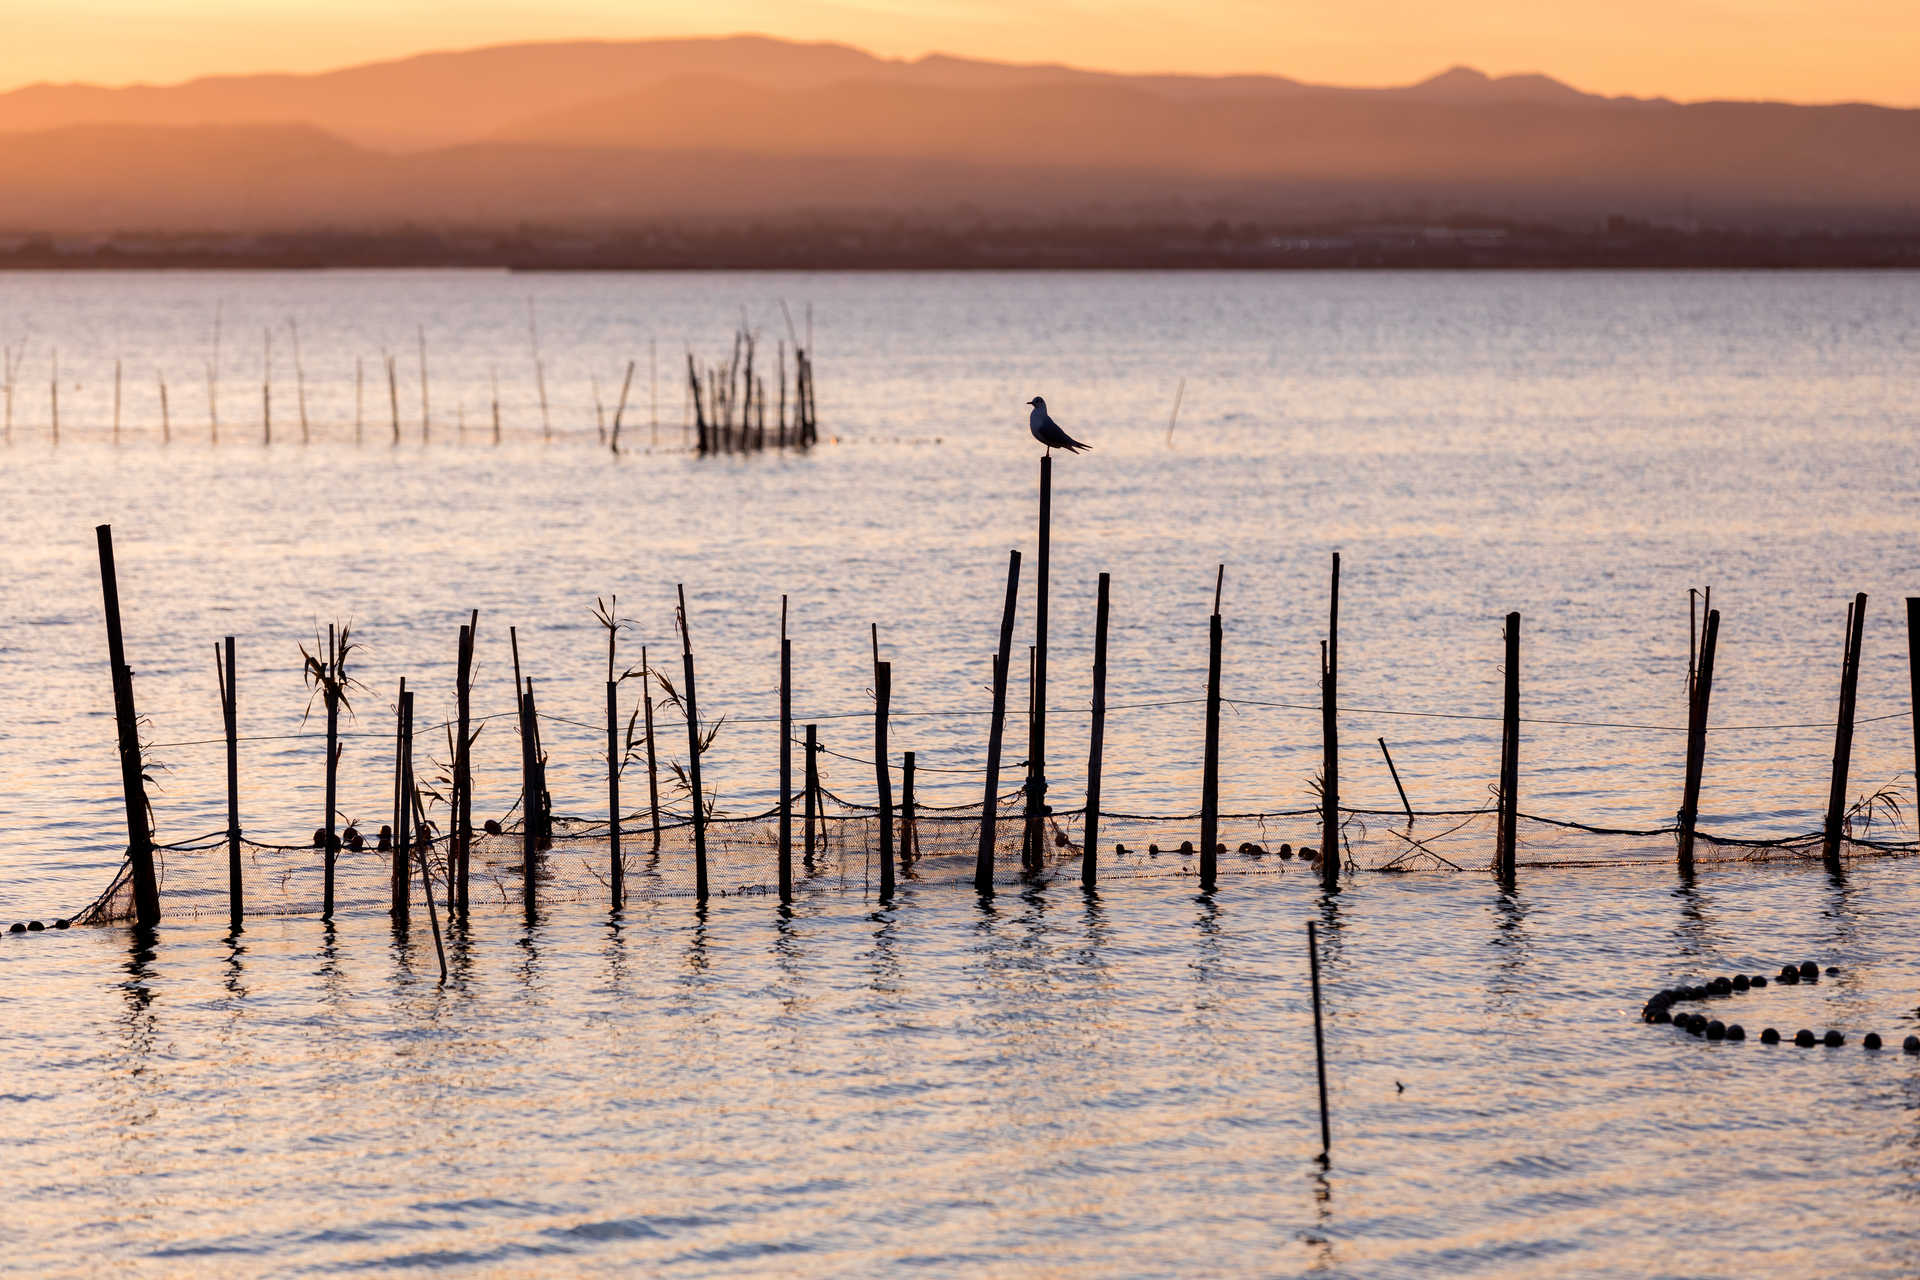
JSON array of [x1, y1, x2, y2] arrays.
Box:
[[3, 269, 1920, 1274]]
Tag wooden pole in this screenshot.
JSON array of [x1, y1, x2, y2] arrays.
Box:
[[417, 325, 430, 442], [1497, 611, 1521, 887], [678, 584, 709, 902], [1200, 567, 1224, 891], [1377, 738, 1414, 823], [157, 372, 170, 444], [1083, 571, 1110, 889], [977, 549, 1022, 894], [1024, 457, 1052, 871], [291, 319, 308, 444], [391, 676, 408, 923], [1320, 553, 1341, 892], [521, 679, 538, 907], [261, 328, 271, 445], [96, 524, 159, 927], [386, 355, 399, 444], [610, 359, 634, 454], [1823, 592, 1868, 870], [454, 619, 474, 914], [402, 691, 446, 981], [220, 636, 241, 931], [607, 676, 622, 908], [1909, 598, 1920, 825], [322, 623, 339, 920], [490, 368, 501, 446], [1677, 608, 1720, 874], [804, 723, 820, 870], [642, 646, 660, 851], [901, 750, 917, 870], [1308, 920, 1332, 1159], [876, 659, 895, 901], [779, 599, 793, 903]]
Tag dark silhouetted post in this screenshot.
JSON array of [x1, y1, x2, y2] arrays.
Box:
[[976, 549, 1022, 894], [642, 648, 660, 851], [1378, 738, 1413, 823], [1823, 592, 1868, 870], [876, 658, 895, 901], [1024, 459, 1052, 871], [322, 623, 339, 921], [1320, 553, 1341, 893], [1909, 598, 1920, 821], [1497, 612, 1521, 887], [1201, 566, 1224, 890], [607, 675, 622, 908], [454, 612, 476, 914], [678, 585, 709, 902], [1677, 608, 1720, 874], [220, 635, 241, 931], [1083, 571, 1110, 890], [901, 751, 917, 868], [97, 525, 160, 928], [390, 676, 408, 924], [804, 723, 820, 869], [521, 678, 538, 908], [780, 598, 792, 903], [1308, 920, 1331, 1159]]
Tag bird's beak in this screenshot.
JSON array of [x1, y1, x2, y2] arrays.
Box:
[[1025, 399, 1036, 406]]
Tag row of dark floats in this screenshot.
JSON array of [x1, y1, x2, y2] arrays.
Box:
[[1643, 962, 1920, 1052]]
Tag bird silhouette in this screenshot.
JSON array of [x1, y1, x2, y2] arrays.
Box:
[[1027, 396, 1091, 454]]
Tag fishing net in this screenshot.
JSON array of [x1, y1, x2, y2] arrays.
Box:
[[70, 788, 1917, 925]]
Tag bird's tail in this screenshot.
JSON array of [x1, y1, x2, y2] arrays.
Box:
[[1064, 438, 1093, 453]]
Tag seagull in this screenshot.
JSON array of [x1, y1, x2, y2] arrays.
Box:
[[1027, 396, 1091, 454]]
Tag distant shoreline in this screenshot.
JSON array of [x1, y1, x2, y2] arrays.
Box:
[[4, 225, 1919, 272]]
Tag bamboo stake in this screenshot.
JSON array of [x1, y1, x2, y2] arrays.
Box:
[[490, 368, 501, 445], [977, 549, 1022, 894], [608, 673, 622, 908], [1378, 738, 1413, 822], [876, 656, 895, 902], [386, 354, 400, 443], [454, 614, 475, 914], [1200, 566, 1224, 891], [678, 584, 709, 902], [1909, 598, 1920, 825], [1023, 457, 1052, 871], [290, 319, 308, 443], [1321, 553, 1341, 892], [261, 328, 271, 445], [1677, 608, 1720, 875], [1823, 593, 1868, 871], [403, 691, 447, 981], [642, 646, 660, 851], [417, 325, 429, 442], [1083, 571, 1110, 889], [610, 359, 635, 454], [157, 372, 169, 444], [219, 636, 240, 931], [804, 723, 820, 870], [901, 751, 917, 869], [779, 598, 793, 903], [322, 623, 339, 919], [391, 676, 408, 923], [96, 525, 159, 927], [1497, 612, 1521, 887]]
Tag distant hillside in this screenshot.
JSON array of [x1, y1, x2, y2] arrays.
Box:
[[0, 36, 1916, 235]]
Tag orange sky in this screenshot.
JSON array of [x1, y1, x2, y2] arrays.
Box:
[[8, 0, 1919, 105]]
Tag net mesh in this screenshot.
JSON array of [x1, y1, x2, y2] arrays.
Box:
[[70, 792, 1917, 925]]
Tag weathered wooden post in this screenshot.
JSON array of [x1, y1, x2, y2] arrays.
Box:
[[1320, 553, 1341, 893], [1024, 458, 1052, 871], [1909, 598, 1920, 820], [219, 635, 241, 931], [96, 524, 160, 928], [1677, 608, 1720, 875], [1823, 593, 1868, 871], [780, 598, 793, 903], [521, 678, 538, 909], [642, 646, 660, 852], [804, 724, 820, 870], [454, 613, 476, 914], [1377, 739, 1413, 823], [900, 751, 917, 869], [678, 584, 710, 902], [976, 550, 1021, 894], [607, 673, 622, 908], [1201, 566, 1224, 891], [390, 676, 408, 923], [322, 623, 340, 921], [1082, 571, 1110, 890], [875, 658, 895, 901], [1497, 612, 1521, 887]]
